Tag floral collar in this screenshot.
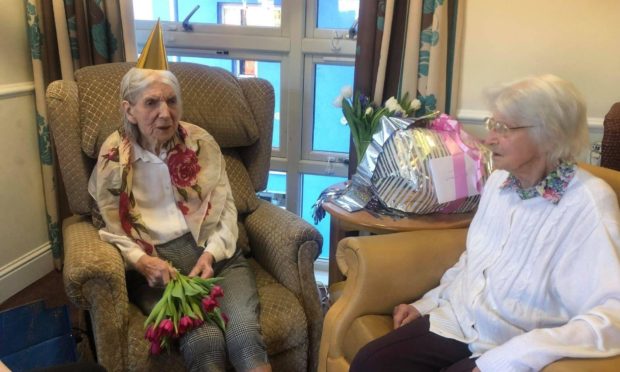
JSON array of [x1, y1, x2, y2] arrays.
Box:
[[500, 161, 576, 205]]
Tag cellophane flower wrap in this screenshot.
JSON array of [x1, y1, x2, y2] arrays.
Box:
[[334, 87, 421, 164], [144, 273, 227, 355]]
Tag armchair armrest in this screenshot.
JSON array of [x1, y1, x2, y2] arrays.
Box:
[[319, 228, 467, 372], [245, 200, 323, 371], [245, 200, 323, 296], [543, 356, 620, 371], [62, 215, 129, 372]]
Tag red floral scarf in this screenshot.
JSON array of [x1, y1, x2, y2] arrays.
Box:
[[96, 122, 221, 255]]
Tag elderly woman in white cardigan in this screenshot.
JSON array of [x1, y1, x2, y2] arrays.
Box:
[[351, 75, 620, 372]]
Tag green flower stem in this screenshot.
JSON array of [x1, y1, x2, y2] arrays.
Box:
[[144, 281, 173, 327]]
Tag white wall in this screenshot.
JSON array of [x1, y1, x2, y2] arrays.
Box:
[[456, 0, 620, 155], [0, 2, 53, 303]]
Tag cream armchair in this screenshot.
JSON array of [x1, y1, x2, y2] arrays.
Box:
[[46, 62, 323, 372], [319, 163, 620, 372]]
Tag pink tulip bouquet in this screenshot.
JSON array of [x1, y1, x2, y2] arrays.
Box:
[[144, 273, 227, 355]]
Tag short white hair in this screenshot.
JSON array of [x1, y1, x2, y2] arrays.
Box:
[[485, 74, 589, 164], [119, 68, 182, 141]]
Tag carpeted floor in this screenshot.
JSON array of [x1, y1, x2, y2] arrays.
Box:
[[0, 270, 73, 315], [0, 270, 94, 362]]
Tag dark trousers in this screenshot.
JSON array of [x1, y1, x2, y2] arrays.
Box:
[[350, 315, 476, 372]]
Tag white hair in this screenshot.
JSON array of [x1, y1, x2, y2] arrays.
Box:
[[119, 68, 182, 141], [485, 74, 589, 164]]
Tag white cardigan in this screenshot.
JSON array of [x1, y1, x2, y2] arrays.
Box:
[[413, 167, 620, 372]]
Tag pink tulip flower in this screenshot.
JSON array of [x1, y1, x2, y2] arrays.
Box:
[[202, 297, 218, 312], [150, 341, 162, 355], [192, 317, 204, 328], [211, 285, 224, 298], [159, 318, 174, 336], [179, 315, 193, 334]]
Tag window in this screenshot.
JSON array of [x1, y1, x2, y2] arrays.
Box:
[[312, 63, 354, 154], [133, 0, 281, 28], [301, 174, 347, 259], [132, 0, 360, 263], [258, 171, 287, 208], [316, 0, 358, 29]]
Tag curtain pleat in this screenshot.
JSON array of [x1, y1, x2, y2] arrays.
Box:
[[350, 0, 461, 176], [354, 0, 381, 98], [52, 0, 74, 80], [26, 0, 62, 269], [381, 0, 409, 103], [24, 0, 131, 268], [447, 0, 464, 114], [372, 0, 394, 105], [400, 0, 423, 100]]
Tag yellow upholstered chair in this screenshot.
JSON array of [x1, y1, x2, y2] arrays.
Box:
[[319, 163, 620, 372], [46, 62, 323, 372]]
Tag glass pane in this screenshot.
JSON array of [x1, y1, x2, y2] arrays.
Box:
[[312, 64, 354, 153], [174, 56, 281, 149], [258, 171, 287, 208], [133, 0, 281, 27], [301, 174, 347, 260], [317, 0, 359, 29]]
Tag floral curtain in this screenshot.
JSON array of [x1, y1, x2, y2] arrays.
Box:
[[351, 0, 462, 172], [25, 0, 134, 268]]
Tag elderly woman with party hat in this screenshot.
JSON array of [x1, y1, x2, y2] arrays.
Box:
[[88, 22, 271, 372], [350, 75, 620, 372]]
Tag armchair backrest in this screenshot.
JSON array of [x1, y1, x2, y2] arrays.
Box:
[[46, 62, 274, 217], [581, 163, 620, 201], [601, 102, 620, 171]]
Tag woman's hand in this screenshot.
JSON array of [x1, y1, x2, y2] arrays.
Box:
[[472, 367, 480, 372], [189, 251, 215, 279], [135, 255, 176, 287], [393, 304, 421, 329]]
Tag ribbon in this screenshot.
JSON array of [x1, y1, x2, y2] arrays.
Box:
[[430, 114, 484, 213]]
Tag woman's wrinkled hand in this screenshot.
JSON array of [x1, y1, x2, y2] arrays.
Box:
[[189, 251, 215, 279], [136, 255, 177, 287], [393, 304, 421, 329]]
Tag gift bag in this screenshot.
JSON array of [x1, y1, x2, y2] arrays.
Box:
[[0, 300, 77, 371]]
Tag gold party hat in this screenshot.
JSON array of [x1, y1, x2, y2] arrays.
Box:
[[136, 19, 169, 70]]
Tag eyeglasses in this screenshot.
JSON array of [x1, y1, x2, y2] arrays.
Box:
[[484, 117, 534, 135]]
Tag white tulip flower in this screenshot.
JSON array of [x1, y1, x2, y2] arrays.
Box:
[[340, 85, 354, 98], [333, 95, 344, 108]]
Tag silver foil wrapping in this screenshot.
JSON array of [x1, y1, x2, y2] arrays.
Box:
[[332, 115, 493, 215]]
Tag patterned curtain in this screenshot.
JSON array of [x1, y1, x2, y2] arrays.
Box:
[[24, 0, 133, 268], [350, 0, 462, 173]]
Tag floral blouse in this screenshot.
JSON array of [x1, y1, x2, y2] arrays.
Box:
[[92, 122, 238, 264]]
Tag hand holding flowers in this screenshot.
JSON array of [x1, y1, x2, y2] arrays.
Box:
[[144, 271, 227, 355]]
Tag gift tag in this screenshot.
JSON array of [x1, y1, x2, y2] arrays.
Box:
[[429, 154, 480, 204]]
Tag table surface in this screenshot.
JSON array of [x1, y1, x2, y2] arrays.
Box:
[[322, 190, 475, 286], [322, 201, 474, 234]]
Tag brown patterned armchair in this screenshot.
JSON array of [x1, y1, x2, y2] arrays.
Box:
[[319, 163, 620, 372], [46, 62, 323, 372]]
